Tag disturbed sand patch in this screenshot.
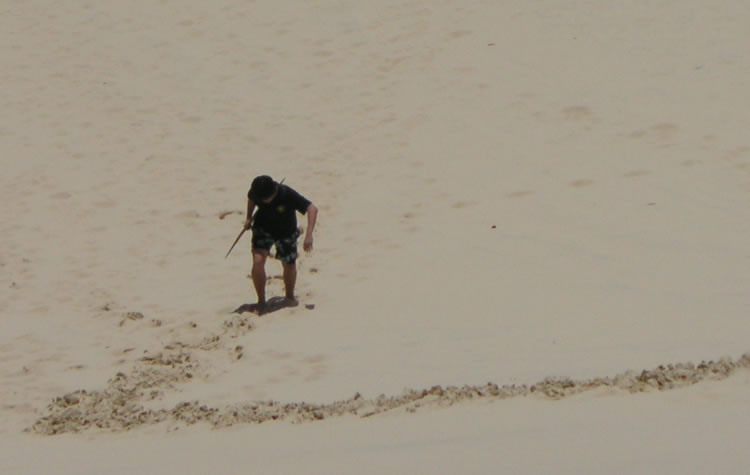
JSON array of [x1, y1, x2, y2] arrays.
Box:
[[31, 346, 750, 435]]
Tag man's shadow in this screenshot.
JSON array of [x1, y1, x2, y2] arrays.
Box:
[[233, 296, 298, 316]]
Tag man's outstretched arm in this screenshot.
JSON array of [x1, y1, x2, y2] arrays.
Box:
[[303, 204, 318, 252]]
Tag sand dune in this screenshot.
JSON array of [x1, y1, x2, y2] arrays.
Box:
[[2, 0, 749, 473]]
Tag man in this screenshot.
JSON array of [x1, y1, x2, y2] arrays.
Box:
[[244, 175, 318, 312]]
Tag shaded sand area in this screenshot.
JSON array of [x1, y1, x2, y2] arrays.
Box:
[[1, 0, 749, 472]]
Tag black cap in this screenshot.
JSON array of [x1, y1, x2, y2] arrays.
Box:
[[249, 175, 276, 201]]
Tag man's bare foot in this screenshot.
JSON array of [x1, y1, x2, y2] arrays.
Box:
[[255, 301, 267, 315], [284, 296, 299, 307]]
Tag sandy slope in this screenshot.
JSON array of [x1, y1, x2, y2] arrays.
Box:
[[5, 371, 750, 474], [1, 0, 749, 472]]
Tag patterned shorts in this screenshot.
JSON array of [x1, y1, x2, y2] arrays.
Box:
[[251, 227, 300, 264]]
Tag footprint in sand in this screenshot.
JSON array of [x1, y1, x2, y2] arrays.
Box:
[[629, 123, 679, 143], [506, 190, 534, 199], [218, 210, 243, 220], [561, 105, 593, 121], [681, 160, 702, 168], [722, 145, 749, 161], [569, 179, 595, 188]]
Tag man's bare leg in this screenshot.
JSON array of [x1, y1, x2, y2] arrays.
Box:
[[282, 262, 297, 302], [251, 250, 268, 310]]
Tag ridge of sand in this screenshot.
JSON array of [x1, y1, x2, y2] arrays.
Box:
[[30, 303, 750, 435]]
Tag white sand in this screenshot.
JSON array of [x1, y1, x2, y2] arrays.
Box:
[[2, 0, 749, 472]]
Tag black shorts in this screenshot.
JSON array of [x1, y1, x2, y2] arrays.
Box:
[[251, 227, 300, 264]]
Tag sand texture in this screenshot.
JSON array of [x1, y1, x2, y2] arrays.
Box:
[[2, 0, 749, 473], [30, 354, 750, 435]]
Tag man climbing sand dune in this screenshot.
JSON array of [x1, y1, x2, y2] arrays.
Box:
[[243, 175, 318, 314]]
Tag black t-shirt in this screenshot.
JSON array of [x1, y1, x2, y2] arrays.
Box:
[[248, 184, 311, 238]]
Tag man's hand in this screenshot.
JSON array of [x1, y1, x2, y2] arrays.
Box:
[[303, 235, 313, 252], [243, 218, 252, 230]]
